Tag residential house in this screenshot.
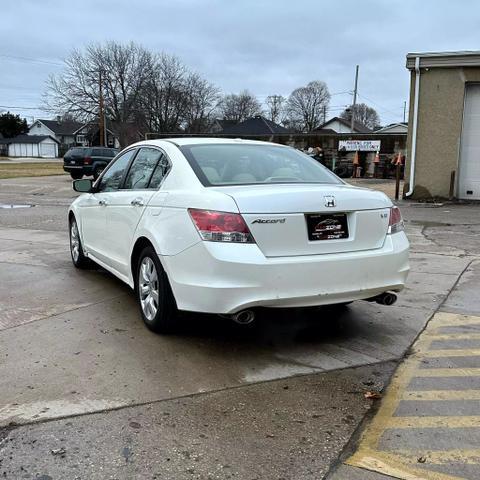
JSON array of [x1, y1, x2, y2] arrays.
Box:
[[28, 118, 82, 147], [221, 115, 292, 136], [375, 123, 408, 134], [210, 119, 238, 133], [73, 121, 121, 149], [313, 117, 372, 134], [0, 134, 59, 158]]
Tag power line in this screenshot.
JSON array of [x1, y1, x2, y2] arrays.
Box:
[[356, 92, 404, 119], [0, 53, 63, 67], [0, 105, 43, 111]]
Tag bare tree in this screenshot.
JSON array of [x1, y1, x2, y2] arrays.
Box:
[[218, 90, 262, 122], [340, 103, 380, 130], [138, 53, 190, 134], [265, 95, 286, 124], [286, 81, 330, 132], [183, 73, 221, 133], [44, 41, 152, 146]]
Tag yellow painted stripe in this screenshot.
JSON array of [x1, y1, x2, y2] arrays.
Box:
[[347, 450, 466, 480], [347, 312, 480, 480], [429, 333, 480, 340], [389, 449, 480, 466], [423, 349, 480, 357], [430, 313, 480, 327], [387, 416, 480, 429], [403, 390, 480, 401], [412, 368, 480, 377]]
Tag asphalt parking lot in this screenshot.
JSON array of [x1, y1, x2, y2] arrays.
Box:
[[1, 174, 480, 479]]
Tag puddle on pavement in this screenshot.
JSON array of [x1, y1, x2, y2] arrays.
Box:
[[0, 204, 36, 209]]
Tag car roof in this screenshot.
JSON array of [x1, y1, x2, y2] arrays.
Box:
[[143, 137, 289, 148]]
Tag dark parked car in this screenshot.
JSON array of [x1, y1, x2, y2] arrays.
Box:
[[63, 147, 119, 180]]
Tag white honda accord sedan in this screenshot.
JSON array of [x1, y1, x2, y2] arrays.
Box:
[[68, 138, 409, 333]]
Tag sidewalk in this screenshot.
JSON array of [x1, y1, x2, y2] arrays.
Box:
[[329, 259, 480, 480]]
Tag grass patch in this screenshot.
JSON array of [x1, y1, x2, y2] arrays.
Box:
[[0, 162, 66, 179]]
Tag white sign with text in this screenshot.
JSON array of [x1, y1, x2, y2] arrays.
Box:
[[338, 140, 381, 152]]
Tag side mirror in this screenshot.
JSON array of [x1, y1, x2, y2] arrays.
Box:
[[73, 179, 94, 193]]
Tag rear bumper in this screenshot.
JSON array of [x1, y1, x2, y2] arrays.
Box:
[[63, 165, 93, 174], [162, 232, 410, 314]]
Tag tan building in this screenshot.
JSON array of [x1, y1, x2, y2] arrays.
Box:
[[405, 51, 480, 200]]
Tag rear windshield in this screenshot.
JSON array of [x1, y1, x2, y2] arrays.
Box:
[[68, 148, 88, 155], [180, 143, 342, 186], [92, 148, 117, 157]]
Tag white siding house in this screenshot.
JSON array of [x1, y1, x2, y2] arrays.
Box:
[[0, 135, 59, 158], [314, 117, 372, 134], [28, 119, 82, 147], [375, 123, 409, 134]]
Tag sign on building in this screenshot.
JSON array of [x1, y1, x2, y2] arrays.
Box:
[[339, 140, 381, 151]]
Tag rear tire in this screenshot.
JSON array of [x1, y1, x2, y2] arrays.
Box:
[[70, 172, 83, 180], [69, 216, 90, 269], [135, 246, 177, 334]]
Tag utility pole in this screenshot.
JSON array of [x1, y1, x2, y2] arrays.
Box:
[[323, 105, 326, 124], [403, 100, 407, 123], [350, 65, 359, 133], [98, 69, 105, 147]]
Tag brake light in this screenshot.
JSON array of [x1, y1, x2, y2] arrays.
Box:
[[388, 206, 404, 234], [84, 156, 92, 165], [188, 209, 254, 243]]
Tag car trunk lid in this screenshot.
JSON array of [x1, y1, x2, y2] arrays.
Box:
[[213, 184, 392, 257]]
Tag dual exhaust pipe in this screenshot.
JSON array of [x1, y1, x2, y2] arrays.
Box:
[[224, 292, 397, 326]]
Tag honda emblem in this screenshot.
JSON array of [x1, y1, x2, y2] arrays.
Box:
[[324, 195, 336, 208]]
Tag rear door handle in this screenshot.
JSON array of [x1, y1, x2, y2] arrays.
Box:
[[98, 199, 108, 206], [131, 198, 144, 207]]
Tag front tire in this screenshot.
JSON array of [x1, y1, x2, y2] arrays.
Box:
[[70, 172, 83, 180], [136, 246, 177, 333], [69, 216, 90, 269]]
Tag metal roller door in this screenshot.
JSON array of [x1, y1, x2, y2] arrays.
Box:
[[459, 84, 480, 199]]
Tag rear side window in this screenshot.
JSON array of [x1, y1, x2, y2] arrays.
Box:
[[123, 148, 164, 190], [148, 153, 170, 189], [68, 148, 87, 156], [91, 148, 105, 156]]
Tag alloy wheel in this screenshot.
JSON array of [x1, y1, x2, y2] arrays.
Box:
[[139, 256, 159, 321], [70, 220, 80, 262]]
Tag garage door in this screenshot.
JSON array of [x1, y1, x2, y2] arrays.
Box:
[[459, 84, 480, 199], [39, 143, 56, 158]]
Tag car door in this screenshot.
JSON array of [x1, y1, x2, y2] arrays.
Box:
[[102, 147, 171, 277], [80, 148, 137, 263]]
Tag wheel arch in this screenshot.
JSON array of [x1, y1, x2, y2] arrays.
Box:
[[130, 236, 169, 287]]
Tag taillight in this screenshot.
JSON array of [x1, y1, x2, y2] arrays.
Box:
[[388, 206, 404, 234], [84, 156, 92, 165], [188, 209, 254, 243]]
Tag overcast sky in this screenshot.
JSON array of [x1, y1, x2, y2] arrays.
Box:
[[1, 0, 479, 126]]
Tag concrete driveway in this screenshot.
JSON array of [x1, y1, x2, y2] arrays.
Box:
[[0, 174, 478, 479]]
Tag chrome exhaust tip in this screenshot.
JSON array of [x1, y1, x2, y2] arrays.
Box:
[[230, 310, 256, 325], [373, 292, 398, 306]]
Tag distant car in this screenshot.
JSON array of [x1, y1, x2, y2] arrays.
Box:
[[68, 138, 409, 333], [63, 146, 119, 180]]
